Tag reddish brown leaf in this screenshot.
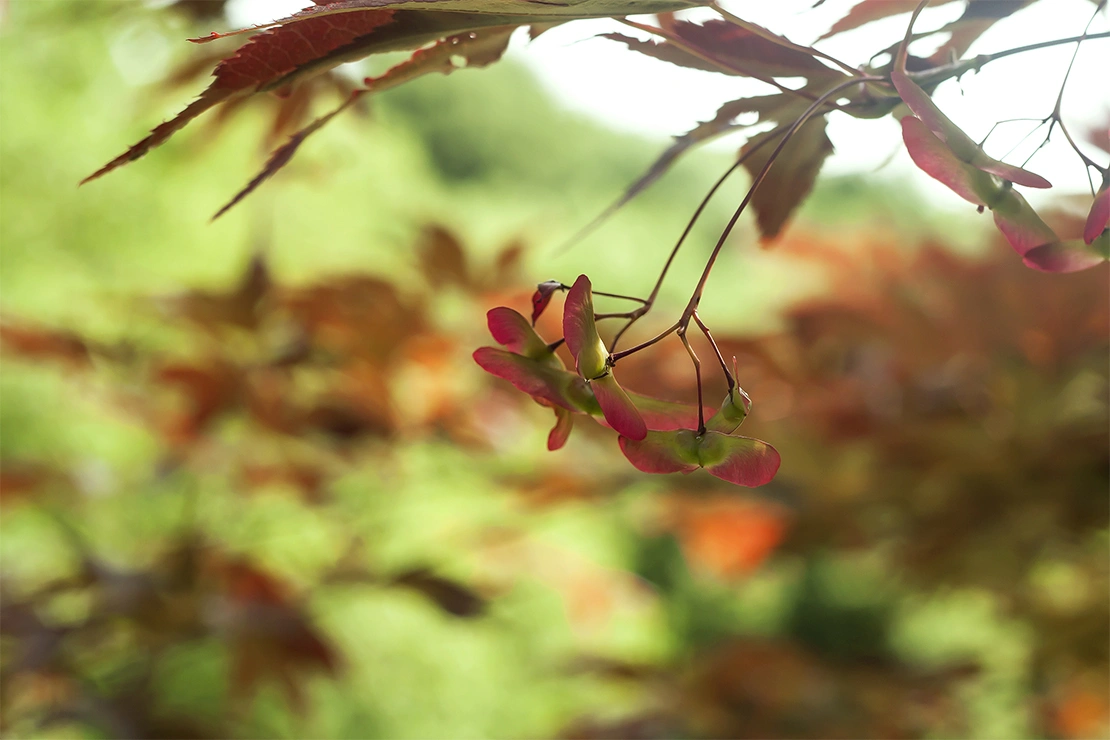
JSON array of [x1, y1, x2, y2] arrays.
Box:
[[817, 0, 950, 41], [166, 254, 270, 330], [212, 103, 345, 219], [84, 9, 397, 184], [930, 0, 1040, 63], [741, 117, 834, 242], [0, 462, 69, 505], [156, 360, 244, 444], [283, 275, 423, 364], [664, 19, 843, 81], [600, 32, 724, 73], [213, 26, 515, 218], [217, 559, 338, 706]]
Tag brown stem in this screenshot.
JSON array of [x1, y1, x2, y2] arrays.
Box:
[[692, 312, 733, 390], [910, 31, 1110, 91], [592, 289, 648, 304], [678, 328, 705, 435], [607, 125, 792, 354], [609, 321, 680, 363], [679, 76, 884, 327]]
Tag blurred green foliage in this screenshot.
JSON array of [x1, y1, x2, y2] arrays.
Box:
[[1, 2, 1107, 739]]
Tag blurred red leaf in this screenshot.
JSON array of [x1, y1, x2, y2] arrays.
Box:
[[0, 324, 92, 368], [217, 559, 339, 706], [669, 497, 789, 577], [165, 254, 270, 331], [390, 568, 487, 617], [0, 462, 69, 505], [418, 225, 470, 289], [156, 360, 243, 444]]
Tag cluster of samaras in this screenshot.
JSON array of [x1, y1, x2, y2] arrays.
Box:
[[474, 276, 780, 487]]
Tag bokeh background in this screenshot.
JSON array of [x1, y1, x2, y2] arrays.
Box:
[[1, 1, 1107, 738]]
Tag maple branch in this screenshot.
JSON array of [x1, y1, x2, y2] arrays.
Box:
[[974, 4, 1107, 189], [609, 321, 680, 363], [607, 124, 789, 353], [908, 31, 1110, 91], [677, 326, 705, 435], [591, 289, 648, 304], [679, 76, 884, 326], [692, 311, 733, 391]]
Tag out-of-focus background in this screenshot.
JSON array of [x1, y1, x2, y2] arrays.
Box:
[[1, 1, 1107, 738]]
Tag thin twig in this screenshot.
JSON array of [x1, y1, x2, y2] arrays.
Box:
[[678, 328, 705, 435], [692, 312, 733, 390], [680, 76, 884, 323], [610, 321, 680, 363], [608, 124, 790, 353]]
